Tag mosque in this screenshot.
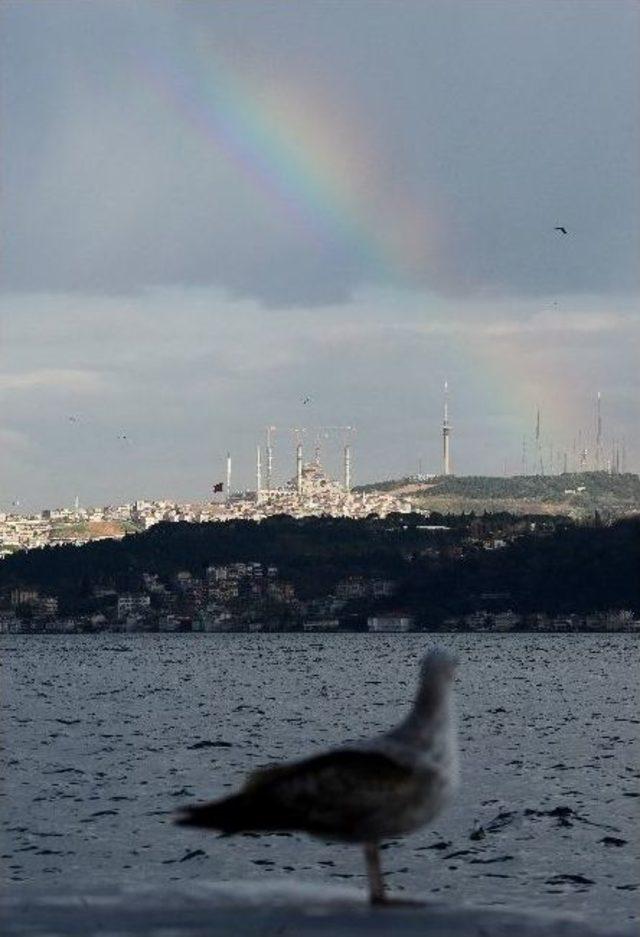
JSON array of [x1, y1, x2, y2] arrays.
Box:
[[216, 442, 412, 521]]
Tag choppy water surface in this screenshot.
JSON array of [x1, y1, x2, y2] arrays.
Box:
[[1, 634, 638, 926]]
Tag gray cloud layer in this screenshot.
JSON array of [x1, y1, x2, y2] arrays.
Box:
[[1, 1, 638, 509], [2, 0, 638, 304], [2, 288, 637, 510]]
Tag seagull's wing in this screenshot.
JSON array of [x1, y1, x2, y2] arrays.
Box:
[[177, 748, 432, 838], [242, 748, 429, 836], [247, 747, 412, 791]]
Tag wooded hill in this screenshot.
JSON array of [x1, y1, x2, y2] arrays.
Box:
[[356, 472, 640, 519], [1, 513, 637, 624]]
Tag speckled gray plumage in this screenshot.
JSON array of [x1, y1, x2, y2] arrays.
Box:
[[177, 648, 459, 848]]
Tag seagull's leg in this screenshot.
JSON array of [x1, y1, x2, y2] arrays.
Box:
[[364, 842, 386, 904], [364, 842, 426, 907]]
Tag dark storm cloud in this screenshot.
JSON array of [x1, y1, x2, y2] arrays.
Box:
[[1, 0, 638, 305]]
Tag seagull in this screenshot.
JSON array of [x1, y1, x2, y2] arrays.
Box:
[[175, 648, 459, 905], [554, 226, 568, 235]]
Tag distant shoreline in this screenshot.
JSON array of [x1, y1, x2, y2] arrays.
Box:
[[2, 514, 638, 636], [3, 626, 639, 636]]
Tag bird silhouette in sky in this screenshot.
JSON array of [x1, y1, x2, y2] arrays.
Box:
[[554, 226, 568, 235], [176, 648, 459, 905], [302, 396, 311, 405]]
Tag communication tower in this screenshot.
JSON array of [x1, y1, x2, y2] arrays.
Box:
[[442, 382, 451, 476]]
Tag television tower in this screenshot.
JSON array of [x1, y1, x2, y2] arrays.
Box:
[[344, 444, 351, 492], [596, 391, 602, 471], [442, 381, 451, 476]]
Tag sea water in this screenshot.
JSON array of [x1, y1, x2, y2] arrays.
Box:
[[1, 633, 638, 926]]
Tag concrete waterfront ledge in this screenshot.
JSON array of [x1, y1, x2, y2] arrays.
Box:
[[2, 882, 635, 937]]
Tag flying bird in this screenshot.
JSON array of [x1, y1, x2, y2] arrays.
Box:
[[554, 226, 568, 235], [176, 648, 459, 904], [302, 396, 311, 405]]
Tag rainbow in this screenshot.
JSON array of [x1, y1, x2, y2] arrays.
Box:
[[132, 15, 602, 461], [134, 21, 444, 289]]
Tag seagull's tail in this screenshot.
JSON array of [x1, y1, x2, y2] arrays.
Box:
[[174, 790, 286, 835], [174, 794, 249, 833]]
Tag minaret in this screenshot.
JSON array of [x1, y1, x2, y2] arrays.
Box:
[[442, 381, 451, 476], [344, 444, 351, 492], [256, 445, 262, 503], [296, 443, 303, 495], [265, 426, 275, 491], [225, 452, 232, 503]]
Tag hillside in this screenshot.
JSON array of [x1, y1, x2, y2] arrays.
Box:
[[50, 520, 132, 542], [356, 472, 640, 520], [1, 514, 638, 626]]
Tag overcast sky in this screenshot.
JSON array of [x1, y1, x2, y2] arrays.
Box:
[[1, 0, 638, 511]]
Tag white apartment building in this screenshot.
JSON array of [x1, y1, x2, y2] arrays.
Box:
[[367, 614, 414, 632], [117, 594, 151, 620]]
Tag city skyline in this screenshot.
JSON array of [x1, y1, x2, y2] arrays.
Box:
[[1, 1, 638, 511], [2, 391, 633, 518], [1, 327, 636, 513]]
